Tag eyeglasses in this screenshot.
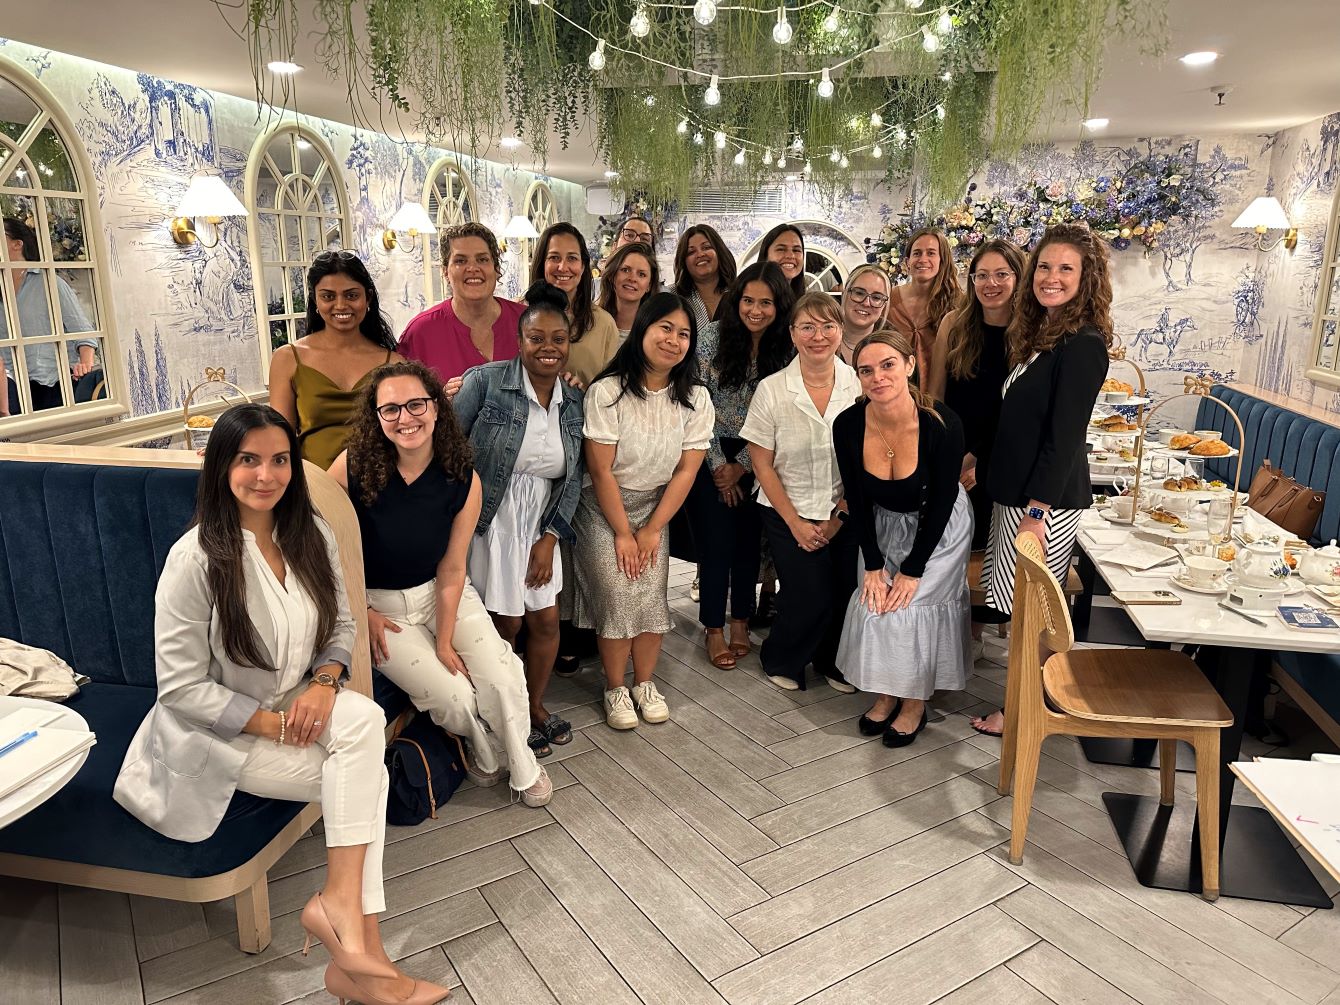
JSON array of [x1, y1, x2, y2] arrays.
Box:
[[376, 397, 432, 421], [312, 249, 361, 264], [794, 322, 842, 338], [846, 288, 888, 307], [620, 229, 653, 243], [971, 270, 1015, 285]]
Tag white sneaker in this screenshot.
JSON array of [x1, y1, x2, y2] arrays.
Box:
[[689, 577, 701, 602], [631, 680, 670, 723], [971, 638, 986, 665], [518, 765, 552, 808], [605, 686, 639, 729], [768, 674, 800, 691]]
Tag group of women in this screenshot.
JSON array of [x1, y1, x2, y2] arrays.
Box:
[[113, 211, 1113, 1004]]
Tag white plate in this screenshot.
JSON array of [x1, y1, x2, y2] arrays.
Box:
[[1306, 584, 1340, 608], [1170, 573, 1229, 596], [1223, 572, 1305, 595], [1099, 508, 1137, 523], [1153, 444, 1240, 460]]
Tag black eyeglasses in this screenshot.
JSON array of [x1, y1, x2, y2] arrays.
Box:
[[376, 398, 432, 421], [312, 250, 362, 265], [846, 288, 889, 307]]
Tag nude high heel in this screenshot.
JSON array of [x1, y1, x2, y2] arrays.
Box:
[[301, 893, 399, 980], [323, 963, 452, 1005]]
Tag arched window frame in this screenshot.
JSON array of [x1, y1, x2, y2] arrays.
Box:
[[421, 156, 477, 305], [0, 55, 124, 437], [1307, 182, 1340, 390], [244, 123, 351, 367], [740, 218, 868, 294], [520, 180, 556, 277]]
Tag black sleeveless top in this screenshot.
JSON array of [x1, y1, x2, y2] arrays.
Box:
[[348, 463, 470, 590]]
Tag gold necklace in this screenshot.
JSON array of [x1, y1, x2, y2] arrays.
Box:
[[870, 415, 897, 459], [802, 376, 834, 389]]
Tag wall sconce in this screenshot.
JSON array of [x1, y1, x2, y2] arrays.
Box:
[[498, 214, 540, 254], [1231, 196, 1298, 252], [382, 201, 438, 253], [170, 174, 247, 248]]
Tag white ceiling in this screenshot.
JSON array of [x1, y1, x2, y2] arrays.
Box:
[[4, 0, 1339, 185]]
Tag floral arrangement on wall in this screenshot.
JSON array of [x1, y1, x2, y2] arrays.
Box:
[[865, 146, 1218, 276]]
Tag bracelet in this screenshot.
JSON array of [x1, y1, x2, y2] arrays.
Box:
[[275, 709, 286, 746]]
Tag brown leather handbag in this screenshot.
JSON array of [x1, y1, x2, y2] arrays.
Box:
[[1247, 459, 1326, 539]]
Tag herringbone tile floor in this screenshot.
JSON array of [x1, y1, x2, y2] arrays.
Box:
[[3, 560, 1338, 1004]]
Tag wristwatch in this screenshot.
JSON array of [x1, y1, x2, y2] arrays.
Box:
[[311, 671, 343, 691], [1026, 505, 1048, 521]]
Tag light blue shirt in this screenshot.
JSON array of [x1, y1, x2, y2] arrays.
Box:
[[1, 269, 98, 387]]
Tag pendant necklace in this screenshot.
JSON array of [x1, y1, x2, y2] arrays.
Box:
[[871, 416, 896, 459]]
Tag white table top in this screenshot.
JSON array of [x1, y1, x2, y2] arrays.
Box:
[[1231, 759, 1340, 884], [0, 695, 91, 830], [1077, 512, 1340, 652]]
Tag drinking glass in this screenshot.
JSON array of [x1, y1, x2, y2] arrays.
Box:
[[1183, 456, 1205, 486], [1150, 454, 1170, 480], [1207, 496, 1234, 546]]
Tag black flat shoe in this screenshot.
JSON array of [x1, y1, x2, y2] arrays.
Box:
[[882, 708, 928, 748], [858, 699, 901, 736], [553, 655, 581, 678]]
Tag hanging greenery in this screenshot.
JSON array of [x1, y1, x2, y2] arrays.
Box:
[[235, 0, 1166, 205]]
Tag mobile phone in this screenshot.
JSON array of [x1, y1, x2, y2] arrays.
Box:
[[1112, 590, 1183, 606]]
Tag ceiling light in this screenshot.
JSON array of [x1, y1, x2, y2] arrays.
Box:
[[733, 148, 746, 165], [694, 0, 717, 26], [1180, 51, 1220, 66], [588, 39, 607, 71], [714, 129, 727, 149], [870, 143, 882, 158], [604, 170, 620, 178], [266, 60, 303, 75], [773, 6, 793, 45], [704, 74, 721, 106], [630, 5, 651, 38], [817, 68, 834, 99], [1082, 117, 1109, 130], [500, 136, 523, 149], [822, 4, 841, 32]]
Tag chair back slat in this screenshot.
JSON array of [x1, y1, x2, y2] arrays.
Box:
[[1012, 531, 1075, 655]]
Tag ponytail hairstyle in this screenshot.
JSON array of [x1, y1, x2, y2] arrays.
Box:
[[945, 239, 1025, 381], [852, 329, 943, 424]]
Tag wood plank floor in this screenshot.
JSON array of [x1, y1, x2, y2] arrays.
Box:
[[2, 560, 1337, 1004]]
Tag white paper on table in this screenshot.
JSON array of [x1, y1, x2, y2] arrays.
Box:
[[1232, 759, 1340, 880], [1102, 540, 1179, 571]]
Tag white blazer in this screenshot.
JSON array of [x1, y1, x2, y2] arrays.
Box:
[[114, 520, 354, 842]]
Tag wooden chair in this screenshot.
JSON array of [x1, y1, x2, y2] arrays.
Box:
[[968, 549, 1083, 637], [996, 531, 1232, 901]]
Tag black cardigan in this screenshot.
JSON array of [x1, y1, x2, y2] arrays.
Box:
[[986, 326, 1107, 510], [833, 399, 965, 578]]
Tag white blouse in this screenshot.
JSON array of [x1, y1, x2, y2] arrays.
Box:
[[739, 356, 861, 520], [241, 529, 319, 696], [583, 376, 715, 491]]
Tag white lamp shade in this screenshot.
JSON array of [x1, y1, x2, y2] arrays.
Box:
[[502, 215, 541, 240], [175, 175, 247, 218], [1232, 196, 1291, 231], [386, 201, 437, 234]]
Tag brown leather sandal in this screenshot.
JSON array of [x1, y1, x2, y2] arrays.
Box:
[[705, 629, 736, 670], [727, 618, 752, 657]]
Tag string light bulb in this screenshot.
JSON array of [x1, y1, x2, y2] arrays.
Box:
[[587, 39, 606, 71], [693, 130, 704, 145], [871, 143, 882, 158], [870, 111, 882, 127], [704, 73, 721, 106], [763, 148, 773, 166], [829, 147, 840, 163], [693, 0, 717, 26], [791, 133, 804, 153], [714, 129, 726, 149], [630, 4, 651, 38], [922, 29, 940, 52], [817, 67, 834, 99], [905, 0, 924, 7], [895, 125, 908, 143], [936, 103, 947, 120], [777, 153, 787, 169], [839, 154, 849, 168], [644, 94, 657, 107], [803, 159, 812, 175], [822, 4, 841, 32], [734, 147, 746, 165], [937, 11, 952, 33], [941, 70, 953, 82], [677, 117, 688, 135], [772, 6, 793, 44]]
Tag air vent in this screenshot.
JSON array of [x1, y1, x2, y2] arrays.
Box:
[[684, 186, 785, 215]]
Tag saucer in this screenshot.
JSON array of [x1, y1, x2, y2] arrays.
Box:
[[1171, 573, 1228, 595]]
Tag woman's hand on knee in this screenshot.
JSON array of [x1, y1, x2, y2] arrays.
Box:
[[287, 684, 338, 746], [885, 572, 920, 613], [367, 608, 402, 665], [437, 641, 472, 681]]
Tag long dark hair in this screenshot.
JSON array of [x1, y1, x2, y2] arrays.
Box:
[[592, 291, 702, 410], [345, 360, 474, 507], [1007, 224, 1115, 367], [597, 243, 660, 320], [714, 261, 794, 390], [193, 404, 339, 671], [305, 250, 397, 351], [529, 222, 595, 340], [945, 239, 1025, 381], [758, 223, 807, 298], [674, 224, 737, 299], [3, 217, 38, 261]]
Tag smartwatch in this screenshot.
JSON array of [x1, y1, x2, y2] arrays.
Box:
[[1026, 505, 1048, 521]]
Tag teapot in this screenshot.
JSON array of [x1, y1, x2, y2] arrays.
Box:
[[1298, 540, 1340, 587], [1232, 539, 1291, 589]]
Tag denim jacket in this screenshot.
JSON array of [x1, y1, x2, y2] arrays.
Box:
[[453, 356, 585, 542]]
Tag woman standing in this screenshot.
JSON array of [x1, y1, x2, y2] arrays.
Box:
[[269, 251, 401, 469], [674, 224, 738, 332], [114, 405, 448, 1005], [837, 264, 893, 366], [530, 222, 620, 387], [330, 361, 551, 806], [574, 292, 714, 729], [598, 243, 661, 339], [971, 224, 1113, 738], [884, 228, 961, 383], [758, 223, 808, 299], [399, 222, 525, 381], [689, 262, 795, 670], [741, 291, 861, 692], [453, 283, 585, 758], [835, 331, 973, 747]]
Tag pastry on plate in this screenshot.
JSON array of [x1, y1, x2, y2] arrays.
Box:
[[1147, 507, 1182, 525], [1162, 477, 1184, 491], [1179, 476, 1202, 490], [1190, 438, 1231, 456], [1101, 377, 1134, 394], [1168, 432, 1202, 450]]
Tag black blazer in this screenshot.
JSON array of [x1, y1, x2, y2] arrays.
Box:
[[986, 325, 1107, 510]]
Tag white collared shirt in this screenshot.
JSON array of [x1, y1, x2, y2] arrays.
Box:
[[517, 370, 566, 479], [739, 356, 860, 519]]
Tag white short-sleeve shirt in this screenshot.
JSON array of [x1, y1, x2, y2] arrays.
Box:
[[739, 356, 860, 519], [583, 376, 714, 491]]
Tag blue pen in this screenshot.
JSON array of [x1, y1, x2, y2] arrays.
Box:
[[0, 730, 39, 759]]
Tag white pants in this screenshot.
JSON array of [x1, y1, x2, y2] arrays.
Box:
[[235, 688, 389, 914], [367, 580, 540, 791]]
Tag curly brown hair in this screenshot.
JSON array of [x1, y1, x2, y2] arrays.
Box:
[[345, 360, 474, 507], [1007, 224, 1115, 367], [438, 221, 502, 273]]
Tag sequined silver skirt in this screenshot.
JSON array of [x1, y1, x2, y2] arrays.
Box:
[[571, 483, 672, 638]]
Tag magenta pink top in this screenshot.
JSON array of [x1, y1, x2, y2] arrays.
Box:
[[398, 297, 526, 381]]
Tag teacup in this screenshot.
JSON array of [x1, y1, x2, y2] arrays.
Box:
[[1108, 495, 1135, 520], [1102, 432, 1136, 451], [1158, 428, 1187, 445], [1184, 555, 1228, 586], [1193, 429, 1223, 441], [1104, 390, 1130, 404]]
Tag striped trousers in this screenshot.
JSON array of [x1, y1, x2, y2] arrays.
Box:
[[980, 503, 1084, 615]]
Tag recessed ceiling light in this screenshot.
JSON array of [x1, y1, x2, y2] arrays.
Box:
[[500, 136, 523, 149], [604, 170, 620, 179], [266, 60, 303, 75], [1082, 117, 1110, 130], [1180, 51, 1219, 66]]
